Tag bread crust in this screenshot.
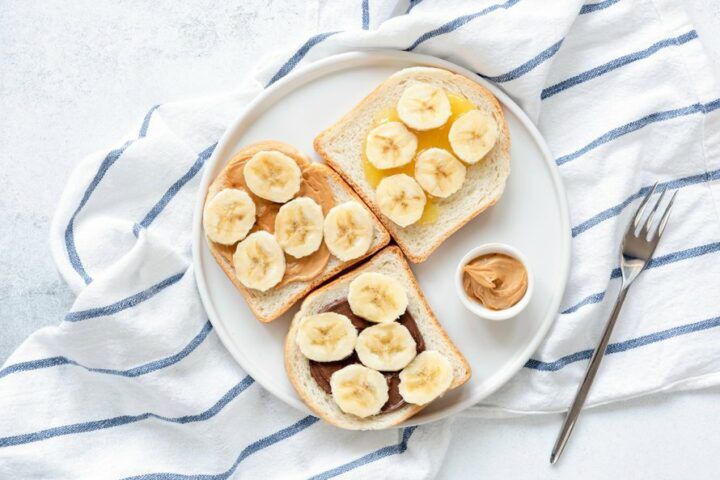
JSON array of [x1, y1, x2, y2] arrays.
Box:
[[284, 246, 471, 430], [204, 140, 390, 322], [314, 67, 511, 263]]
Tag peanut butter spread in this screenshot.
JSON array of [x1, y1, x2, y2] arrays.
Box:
[[309, 299, 425, 413], [209, 146, 334, 285], [462, 253, 527, 311]]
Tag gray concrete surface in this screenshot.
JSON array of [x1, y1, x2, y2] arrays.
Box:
[[0, 0, 309, 360]]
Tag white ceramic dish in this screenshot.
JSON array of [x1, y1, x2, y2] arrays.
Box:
[[455, 243, 534, 321], [192, 50, 571, 427]]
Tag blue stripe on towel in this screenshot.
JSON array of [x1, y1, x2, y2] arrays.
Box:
[[405, 0, 521, 51], [542, 31, 698, 99], [704, 98, 720, 112], [362, 0, 370, 29], [561, 292, 607, 315], [573, 168, 720, 237], [267, 32, 340, 87], [308, 427, 417, 480], [579, 0, 619, 14], [139, 105, 160, 137], [0, 376, 254, 448], [65, 141, 131, 285], [556, 99, 720, 166], [405, 0, 425, 13], [526, 314, 720, 371], [480, 39, 564, 83], [64, 271, 186, 322], [124, 415, 319, 480], [133, 143, 217, 236], [562, 242, 720, 315], [64, 105, 159, 285], [0, 321, 212, 380]]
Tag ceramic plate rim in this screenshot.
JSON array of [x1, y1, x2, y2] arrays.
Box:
[[191, 49, 571, 427]]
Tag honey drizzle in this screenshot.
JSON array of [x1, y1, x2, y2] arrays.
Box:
[[361, 93, 477, 225]]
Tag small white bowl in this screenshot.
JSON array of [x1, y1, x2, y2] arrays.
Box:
[[455, 243, 533, 321]]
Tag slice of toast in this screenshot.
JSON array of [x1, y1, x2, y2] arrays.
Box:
[[314, 67, 511, 263], [285, 246, 471, 430], [204, 141, 390, 323]]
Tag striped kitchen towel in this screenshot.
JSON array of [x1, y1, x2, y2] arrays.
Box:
[[2, 0, 720, 477]]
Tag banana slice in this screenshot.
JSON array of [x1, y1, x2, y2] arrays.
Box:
[[397, 83, 451, 131], [375, 174, 426, 227], [243, 150, 302, 203], [323, 202, 374, 261], [203, 188, 256, 245], [414, 148, 467, 198], [274, 197, 324, 258], [356, 322, 417, 371], [348, 272, 408, 323], [365, 122, 418, 169], [398, 350, 453, 405], [330, 364, 389, 418], [448, 109, 499, 164], [296, 312, 358, 362], [232, 231, 286, 292]]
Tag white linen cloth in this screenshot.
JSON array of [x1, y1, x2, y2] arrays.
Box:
[[2, 0, 720, 477]]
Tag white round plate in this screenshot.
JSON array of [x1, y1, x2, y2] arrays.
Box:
[[192, 50, 571, 426]]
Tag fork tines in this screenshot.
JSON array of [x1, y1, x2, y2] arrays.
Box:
[[632, 182, 678, 240]]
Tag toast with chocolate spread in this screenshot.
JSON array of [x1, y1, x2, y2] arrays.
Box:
[[284, 246, 471, 430]]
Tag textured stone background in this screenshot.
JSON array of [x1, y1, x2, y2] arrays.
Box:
[[0, 0, 311, 360], [2, 1, 720, 477]]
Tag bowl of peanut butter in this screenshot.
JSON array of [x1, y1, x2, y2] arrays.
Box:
[[455, 243, 533, 321]]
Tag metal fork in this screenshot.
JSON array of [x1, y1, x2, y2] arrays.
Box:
[[550, 183, 678, 465]]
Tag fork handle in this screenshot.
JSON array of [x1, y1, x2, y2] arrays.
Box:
[[550, 285, 630, 464]]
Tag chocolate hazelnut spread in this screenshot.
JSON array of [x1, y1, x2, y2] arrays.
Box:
[[208, 146, 334, 285], [309, 299, 425, 413], [462, 253, 527, 310]]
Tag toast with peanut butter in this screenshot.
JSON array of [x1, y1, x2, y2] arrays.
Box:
[[314, 67, 510, 263], [285, 246, 471, 430], [203, 141, 390, 323]]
